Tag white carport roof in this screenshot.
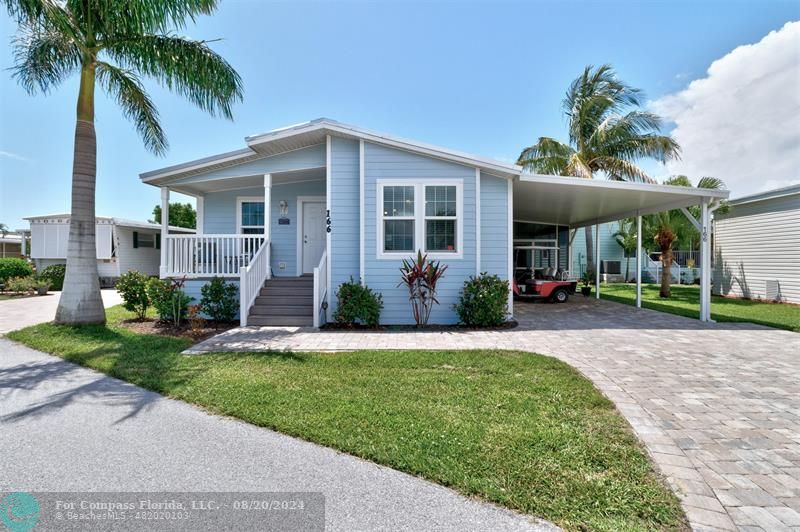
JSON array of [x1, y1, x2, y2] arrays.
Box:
[[514, 174, 729, 228]]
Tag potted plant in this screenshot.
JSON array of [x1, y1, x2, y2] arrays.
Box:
[[35, 279, 51, 296], [580, 271, 592, 297]]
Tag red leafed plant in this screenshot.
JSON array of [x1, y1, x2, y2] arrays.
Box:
[[399, 251, 448, 327]]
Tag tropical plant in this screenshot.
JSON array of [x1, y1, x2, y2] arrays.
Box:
[[0, 257, 33, 285], [6, 276, 35, 294], [0, 223, 8, 237], [38, 263, 66, 290], [199, 276, 238, 324], [187, 304, 207, 334], [333, 278, 383, 327], [146, 277, 193, 327], [613, 219, 638, 282], [454, 273, 509, 327], [116, 270, 151, 319], [398, 251, 448, 327], [643, 176, 727, 298], [5, 0, 243, 325], [151, 202, 197, 229], [517, 64, 680, 275]]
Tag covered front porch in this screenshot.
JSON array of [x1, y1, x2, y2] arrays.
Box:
[[155, 164, 329, 327]]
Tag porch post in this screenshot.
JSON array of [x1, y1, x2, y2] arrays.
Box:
[[195, 195, 204, 235], [264, 174, 272, 280], [700, 198, 711, 322], [636, 214, 642, 308], [595, 223, 601, 299], [159, 187, 169, 278]]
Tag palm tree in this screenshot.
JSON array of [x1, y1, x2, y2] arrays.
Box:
[[644, 176, 727, 298], [518, 65, 680, 276], [613, 219, 638, 282], [5, 0, 243, 324]]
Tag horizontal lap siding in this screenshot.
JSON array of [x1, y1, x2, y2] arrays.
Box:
[[713, 194, 800, 302], [329, 137, 360, 315], [115, 227, 158, 276], [364, 142, 476, 325], [170, 145, 325, 185], [480, 173, 508, 279], [203, 180, 325, 277], [571, 222, 625, 274]]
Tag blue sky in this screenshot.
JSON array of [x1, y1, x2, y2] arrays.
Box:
[[1, 0, 798, 229]]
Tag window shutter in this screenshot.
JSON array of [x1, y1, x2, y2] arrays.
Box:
[[156, 234, 161, 249], [133, 231, 139, 248]]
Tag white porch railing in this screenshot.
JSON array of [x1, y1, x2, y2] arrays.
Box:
[[163, 235, 266, 277], [239, 241, 271, 327], [312, 250, 328, 328]]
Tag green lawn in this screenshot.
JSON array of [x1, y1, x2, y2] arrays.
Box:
[[7, 306, 686, 531], [598, 283, 800, 332]]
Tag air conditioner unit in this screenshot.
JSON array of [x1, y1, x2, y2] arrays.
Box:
[[601, 260, 621, 275]]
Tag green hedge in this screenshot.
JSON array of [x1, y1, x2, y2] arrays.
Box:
[[0, 258, 33, 286]]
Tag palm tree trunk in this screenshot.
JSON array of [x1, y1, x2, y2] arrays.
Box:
[[585, 226, 594, 280], [55, 63, 105, 324], [659, 247, 673, 298]]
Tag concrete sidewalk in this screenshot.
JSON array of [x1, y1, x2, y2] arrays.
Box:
[[0, 289, 122, 334], [0, 339, 554, 532]]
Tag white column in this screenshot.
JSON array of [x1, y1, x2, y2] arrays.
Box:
[[264, 174, 272, 240], [636, 214, 642, 308], [195, 196, 204, 235], [595, 223, 601, 299], [160, 187, 170, 278], [475, 168, 481, 277], [700, 198, 711, 322]]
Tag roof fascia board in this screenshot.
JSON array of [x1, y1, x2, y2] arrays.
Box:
[[140, 147, 257, 183], [518, 173, 730, 199]]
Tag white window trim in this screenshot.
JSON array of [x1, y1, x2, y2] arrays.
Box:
[[236, 196, 265, 234], [376, 179, 464, 260]]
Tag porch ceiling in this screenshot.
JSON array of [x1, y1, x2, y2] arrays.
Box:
[[514, 174, 729, 228], [169, 167, 326, 196]]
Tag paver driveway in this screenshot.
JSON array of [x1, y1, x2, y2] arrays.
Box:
[[189, 298, 800, 531], [0, 289, 122, 334]]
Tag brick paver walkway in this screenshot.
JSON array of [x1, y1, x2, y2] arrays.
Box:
[[188, 298, 800, 531]]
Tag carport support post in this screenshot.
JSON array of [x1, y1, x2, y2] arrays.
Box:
[[159, 187, 169, 278], [595, 224, 600, 299], [636, 214, 642, 308], [700, 198, 711, 322]]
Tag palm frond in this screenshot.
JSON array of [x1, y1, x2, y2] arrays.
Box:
[[106, 34, 243, 119], [96, 61, 167, 155], [66, 0, 218, 36], [594, 157, 654, 183], [12, 22, 82, 94], [517, 137, 576, 175], [697, 176, 726, 190]]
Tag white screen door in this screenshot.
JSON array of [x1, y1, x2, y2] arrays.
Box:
[[302, 202, 326, 274]]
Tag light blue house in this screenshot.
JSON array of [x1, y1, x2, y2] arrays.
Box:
[[141, 118, 727, 327]]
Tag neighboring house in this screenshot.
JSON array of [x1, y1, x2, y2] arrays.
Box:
[[140, 118, 727, 326], [713, 184, 800, 303], [570, 223, 628, 281], [25, 214, 194, 286], [0, 232, 24, 258]]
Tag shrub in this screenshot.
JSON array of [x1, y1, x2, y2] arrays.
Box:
[[0, 258, 33, 286], [39, 264, 67, 290], [455, 273, 509, 327], [6, 276, 35, 295], [187, 304, 207, 334], [200, 277, 238, 324], [116, 270, 151, 319], [398, 251, 447, 327], [333, 278, 383, 327], [146, 277, 193, 326]]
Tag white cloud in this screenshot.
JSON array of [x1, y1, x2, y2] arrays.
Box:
[[651, 21, 800, 198], [0, 151, 27, 161]]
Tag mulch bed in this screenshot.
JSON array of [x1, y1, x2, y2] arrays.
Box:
[[119, 318, 238, 341], [321, 320, 518, 332]]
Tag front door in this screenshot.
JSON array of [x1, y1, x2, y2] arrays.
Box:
[[302, 202, 326, 274]]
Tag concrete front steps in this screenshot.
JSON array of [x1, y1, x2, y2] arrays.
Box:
[[247, 275, 314, 327]]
